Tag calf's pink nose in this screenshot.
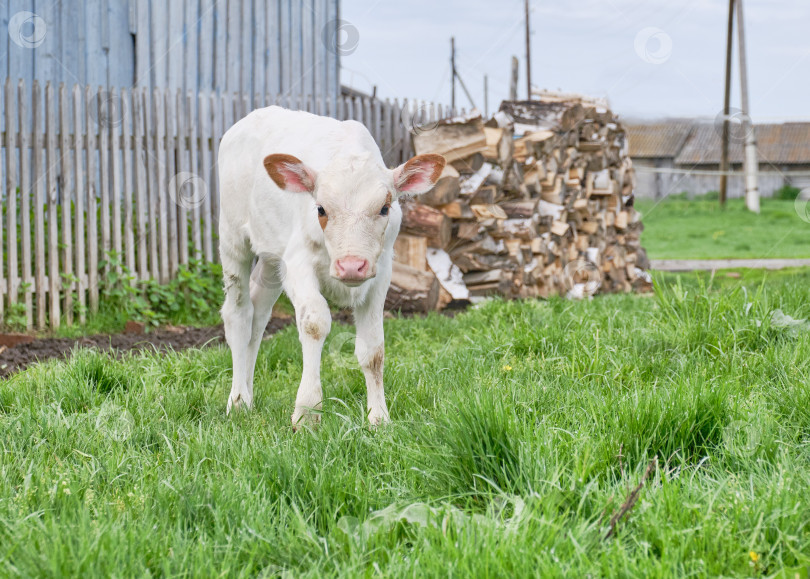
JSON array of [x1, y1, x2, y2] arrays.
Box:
[[335, 256, 369, 281]]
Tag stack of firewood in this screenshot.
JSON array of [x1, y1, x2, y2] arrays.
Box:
[[385, 96, 652, 313]]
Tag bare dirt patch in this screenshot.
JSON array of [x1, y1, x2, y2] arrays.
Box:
[[0, 319, 292, 379]]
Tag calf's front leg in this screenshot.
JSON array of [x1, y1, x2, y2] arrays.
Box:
[[287, 282, 332, 429], [354, 293, 390, 426]]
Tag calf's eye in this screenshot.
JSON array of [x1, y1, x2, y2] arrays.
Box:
[[379, 205, 390, 216], [317, 205, 326, 217]]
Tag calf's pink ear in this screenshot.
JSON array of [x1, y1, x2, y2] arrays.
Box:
[[393, 154, 446, 196], [263, 154, 317, 193]]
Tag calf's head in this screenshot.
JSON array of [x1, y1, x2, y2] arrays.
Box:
[[263, 152, 445, 285]]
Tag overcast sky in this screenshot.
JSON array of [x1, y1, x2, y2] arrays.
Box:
[[340, 0, 810, 122]]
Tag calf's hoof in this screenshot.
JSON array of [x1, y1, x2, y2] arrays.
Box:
[[291, 407, 321, 432], [227, 393, 252, 415], [367, 409, 391, 428]]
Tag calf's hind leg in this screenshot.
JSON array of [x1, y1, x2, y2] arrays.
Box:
[[221, 250, 254, 414], [245, 258, 284, 391]]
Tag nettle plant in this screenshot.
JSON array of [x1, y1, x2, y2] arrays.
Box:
[[2, 282, 31, 331], [99, 252, 223, 327]]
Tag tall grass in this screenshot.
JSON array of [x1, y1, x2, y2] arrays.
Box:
[[1, 270, 809, 576]]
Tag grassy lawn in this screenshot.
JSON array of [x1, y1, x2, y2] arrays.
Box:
[[2, 270, 810, 576], [636, 197, 810, 260]]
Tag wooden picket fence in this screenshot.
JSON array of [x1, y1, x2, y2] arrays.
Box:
[[0, 78, 452, 329]]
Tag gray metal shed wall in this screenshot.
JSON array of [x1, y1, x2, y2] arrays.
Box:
[[1, 0, 340, 102]]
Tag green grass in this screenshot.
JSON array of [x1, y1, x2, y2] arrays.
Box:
[[2, 270, 810, 577], [636, 197, 810, 260]]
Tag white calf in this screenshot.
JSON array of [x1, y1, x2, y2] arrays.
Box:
[[217, 106, 444, 427]]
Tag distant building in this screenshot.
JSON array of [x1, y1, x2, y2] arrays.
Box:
[[0, 0, 340, 106], [627, 121, 810, 199]]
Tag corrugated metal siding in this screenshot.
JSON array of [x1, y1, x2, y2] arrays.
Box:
[[628, 121, 810, 166], [626, 123, 693, 159], [672, 123, 810, 166], [1, 0, 340, 102]]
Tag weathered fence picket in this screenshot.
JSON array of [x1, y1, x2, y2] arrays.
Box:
[[121, 89, 135, 278], [33, 81, 46, 329], [1, 79, 446, 328], [59, 84, 73, 325], [5, 79, 17, 320], [85, 84, 99, 315], [72, 84, 86, 324]]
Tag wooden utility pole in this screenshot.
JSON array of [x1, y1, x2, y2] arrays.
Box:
[[484, 75, 488, 117], [450, 37, 456, 111], [525, 0, 532, 99], [719, 0, 735, 207], [510, 56, 519, 101], [737, 0, 759, 213]]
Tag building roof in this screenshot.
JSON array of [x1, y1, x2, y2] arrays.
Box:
[[627, 121, 810, 165], [626, 123, 693, 158]]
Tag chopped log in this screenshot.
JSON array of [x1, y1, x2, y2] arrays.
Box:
[[420, 164, 460, 207], [456, 221, 480, 240], [459, 163, 493, 195], [470, 185, 497, 205], [551, 221, 570, 236], [491, 218, 538, 241], [615, 211, 628, 230], [500, 199, 538, 218], [513, 130, 555, 162], [385, 262, 440, 313], [483, 127, 513, 166], [438, 200, 474, 220], [463, 269, 503, 285], [499, 99, 585, 132], [540, 176, 564, 204], [393, 234, 428, 271], [471, 204, 508, 221], [427, 248, 470, 301], [412, 113, 487, 163], [451, 152, 485, 174], [400, 200, 452, 249]]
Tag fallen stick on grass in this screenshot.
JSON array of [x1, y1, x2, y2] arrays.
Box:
[[604, 457, 658, 540]]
